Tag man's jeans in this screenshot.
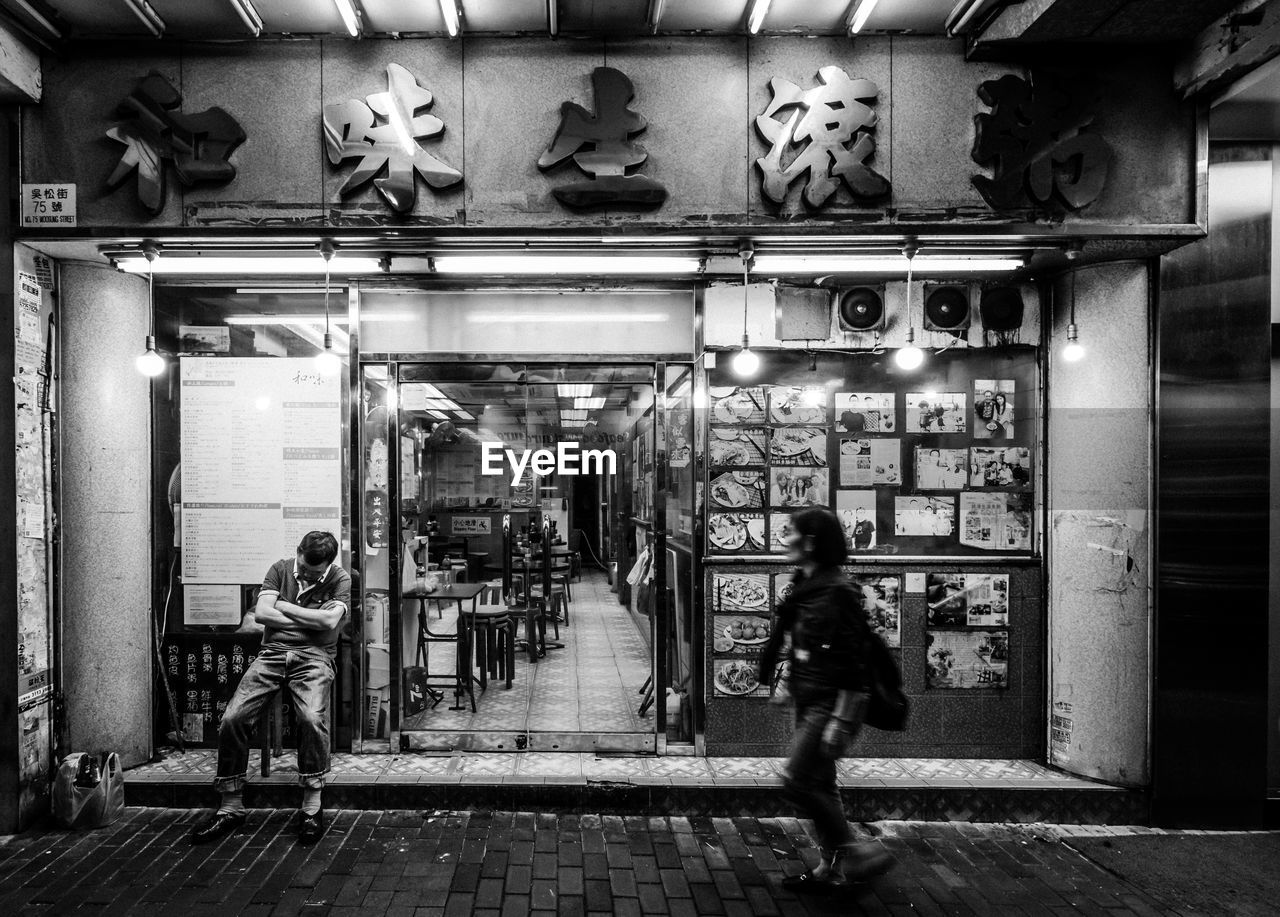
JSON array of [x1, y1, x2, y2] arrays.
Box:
[[214, 646, 335, 792], [781, 692, 869, 854]]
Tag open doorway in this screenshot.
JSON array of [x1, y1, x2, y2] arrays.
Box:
[[383, 363, 665, 752]]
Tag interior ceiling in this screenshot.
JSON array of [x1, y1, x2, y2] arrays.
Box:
[[11, 0, 959, 40]]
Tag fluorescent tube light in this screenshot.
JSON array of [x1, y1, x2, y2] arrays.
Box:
[[751, 255, 1022, 274], [847, 0, 880, 33], [427, 410, 448, 420], [228, 0, 264, 36], [558, 384, 593, 398], [574, 397, 606, 409], [466, 312, 670, 324], [433, 255, 701, 275], [123, 0, 165, 36], [561, 410, 588, 421], [746, 0, 771, 34], [116, 256, 382, 275], [234, 288, 349, 294], [224, 315, 351, 326], [439, 0, 461, 37], [332, 0, 361, 36], [455, 410, 476, 421]]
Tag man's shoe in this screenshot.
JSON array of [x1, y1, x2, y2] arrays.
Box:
[[297, 810, 325, 845], [189, 811, 245, 845]]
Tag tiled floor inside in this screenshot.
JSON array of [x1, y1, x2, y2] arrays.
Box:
[[127, 749, 1102, 789], [400, 570, 654, 735]]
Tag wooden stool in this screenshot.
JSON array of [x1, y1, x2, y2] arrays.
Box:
[[471, 606, 514, 690], [528, 587, 568, 640], [259, 692, 284, 777]]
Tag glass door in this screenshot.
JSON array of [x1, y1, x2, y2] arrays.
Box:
[[382, 362, 663, 753]]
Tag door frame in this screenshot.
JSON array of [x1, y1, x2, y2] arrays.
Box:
[[373, 359, 671, 754]]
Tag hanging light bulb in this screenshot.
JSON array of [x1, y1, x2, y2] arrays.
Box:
[[136, 243, 166, 376], [895, 328, 925, 370], [1063, 323, 1085, 362], [136, 336, 165, 376], [732, 335, 760, 377], [894, 241, 925, 371], [1062, 264, 1085, 362], [315, 241, 343, 375], [732, 244, 760, 378]]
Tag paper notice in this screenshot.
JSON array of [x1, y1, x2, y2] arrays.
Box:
[[184, 584, 243, 626]]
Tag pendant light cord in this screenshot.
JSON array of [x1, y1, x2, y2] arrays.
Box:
[[741, 250, 750, 343], [324, 258, 331, 338], [1069, 268, 1076, 325]]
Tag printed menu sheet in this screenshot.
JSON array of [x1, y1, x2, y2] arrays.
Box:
[[181, 358, 342, 585]]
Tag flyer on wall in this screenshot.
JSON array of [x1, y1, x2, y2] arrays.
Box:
[[959, 493, 1033, 551]]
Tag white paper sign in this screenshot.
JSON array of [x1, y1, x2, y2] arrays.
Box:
[[180, 358, 342, 584], [20, 184, 76, 227], [184, 584, 242, 626]]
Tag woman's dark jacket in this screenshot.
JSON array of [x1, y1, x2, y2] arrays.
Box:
[[759, 566, 873, 708]]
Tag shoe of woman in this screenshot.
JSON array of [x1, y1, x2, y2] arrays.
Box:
[[837, 844, 896, 882], [780, 869, 845, 894]]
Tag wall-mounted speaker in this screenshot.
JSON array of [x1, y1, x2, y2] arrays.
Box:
[[979, 285, 1024, 332], [923, 284, 971, 335], [837, 285, 885, 333]]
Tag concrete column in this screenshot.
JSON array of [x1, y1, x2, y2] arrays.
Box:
[[59, 261, 152, 766], [1047, 261, 1152, 787]]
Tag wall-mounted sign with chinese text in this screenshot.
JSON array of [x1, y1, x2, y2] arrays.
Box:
[[21, 184, 76, 227], [324, 63, 463, 213], [755, 66, 890, 217], [106, 73, 245, 215], [539, 67, 666, 210], [971, 73, 1111, 215]]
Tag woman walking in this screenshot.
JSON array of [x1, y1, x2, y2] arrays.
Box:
[[760, 506, 894, 891]]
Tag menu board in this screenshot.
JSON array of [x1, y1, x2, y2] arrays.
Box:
[[181, 358, 342, 585]]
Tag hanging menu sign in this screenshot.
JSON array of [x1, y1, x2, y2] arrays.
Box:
[[180, 358, 342, 585]]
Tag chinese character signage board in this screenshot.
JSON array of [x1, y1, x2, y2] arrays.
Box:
[[755, 66, 890, 215], [324, 63, 462, 213], [971, 73, 1110, 214], [21, 184, 76, 227], [538, 67, 666, 210], [106, 73, 245, 214]]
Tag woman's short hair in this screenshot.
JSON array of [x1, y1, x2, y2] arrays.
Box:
[[790, 507, 848, 567], [299, 531, 339, 565]]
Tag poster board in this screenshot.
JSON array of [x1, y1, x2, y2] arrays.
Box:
[[704, 347, 1038, 558], [180, 358, 342, 590]]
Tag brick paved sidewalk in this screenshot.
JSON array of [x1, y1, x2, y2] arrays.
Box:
[[0, 808, 1180, 916]]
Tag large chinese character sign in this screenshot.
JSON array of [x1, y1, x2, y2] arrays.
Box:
[[324, 63, 462, 213], [106, 73, 245, 215], [971, 73, 1110, 214], [538, 67, 666, 210], [755, 66, 890, 214]]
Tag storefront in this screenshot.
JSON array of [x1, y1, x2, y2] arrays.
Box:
[[6, 30, 1195, 822]]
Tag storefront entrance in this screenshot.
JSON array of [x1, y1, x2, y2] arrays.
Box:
[[359, 362, 691, 754]]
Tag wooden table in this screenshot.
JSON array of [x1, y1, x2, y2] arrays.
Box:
[[405, 582, 488, 712]]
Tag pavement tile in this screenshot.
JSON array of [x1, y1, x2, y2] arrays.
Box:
[[0, 807, 1218, 917]]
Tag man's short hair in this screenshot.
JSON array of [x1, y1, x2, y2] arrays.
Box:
[[299, 531, 339, 565]]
